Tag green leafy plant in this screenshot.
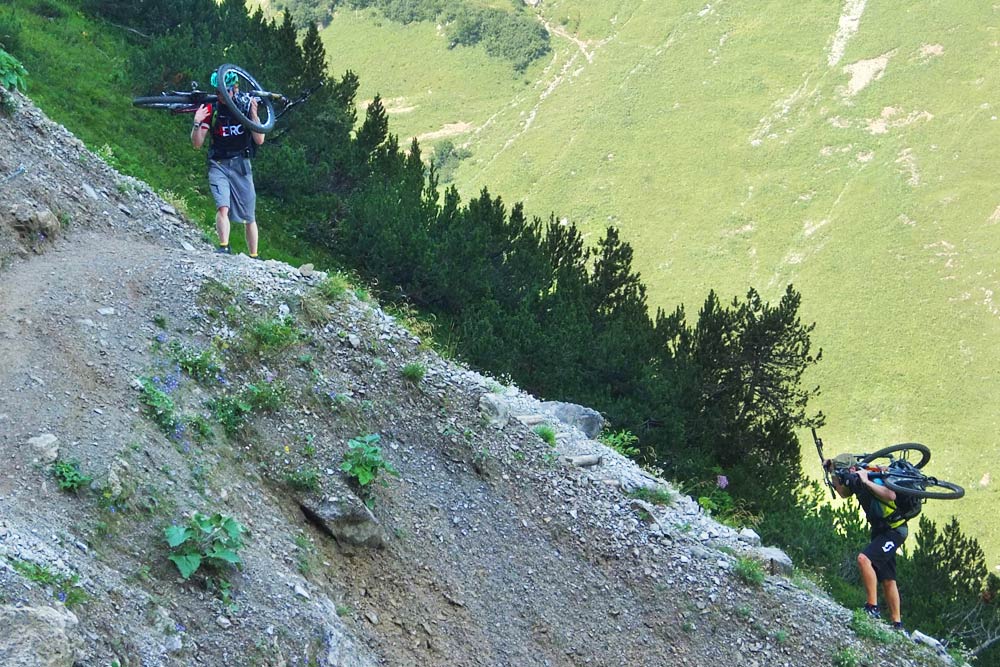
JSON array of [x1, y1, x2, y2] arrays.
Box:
[[0, 48, 27, 92], [284, 466, 320, 492], [210, 380, 286, 436], [153, 314, 168, 329], [401, 361, 426, 383], [832, 647, 859, 667], [627, 486, 673, 506], [51, 459, 91, 492], [245, 316, 302, 354], [317, 273, 350, 302], [164, 512, 246, 580], [139, 377, 179, 435], [734, 556, 765, 587], [533, 424, 556, 446], [168, 341, 222, 382], [9, 559, 86, 607], [341, 434, 399, 488], [599, 428, 640, 458], [849, 609, 896, 643]]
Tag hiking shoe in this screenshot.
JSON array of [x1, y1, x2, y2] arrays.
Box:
[[214, 245, 231, 254], [892, 621, 905, 631], [863, 603, 881, 619]]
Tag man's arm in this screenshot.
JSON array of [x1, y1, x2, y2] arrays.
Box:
[[250, 99, 264, 146], [856, 468, 896, 502], [192, 104, 210, 149]]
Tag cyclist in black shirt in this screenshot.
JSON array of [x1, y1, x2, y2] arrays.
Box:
[[191, 69, 265, 257], [826, 453, 907, 630]]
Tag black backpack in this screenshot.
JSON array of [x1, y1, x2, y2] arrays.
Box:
[[885, 460, 924, 524]]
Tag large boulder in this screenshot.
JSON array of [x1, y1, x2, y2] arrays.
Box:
[[540, 401, 604, 438], [300, 495, 386, 549], [0, 605, 82, 667]]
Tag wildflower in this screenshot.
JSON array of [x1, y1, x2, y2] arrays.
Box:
[[57, 591, 67, 602], [717, 475, 729, 489]]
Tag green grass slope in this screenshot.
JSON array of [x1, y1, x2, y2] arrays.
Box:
[[316, 0, 1000, 562]]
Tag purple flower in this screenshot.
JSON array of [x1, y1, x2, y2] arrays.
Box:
[[717, 475, 729, 490], [175, 623, 186, 633], [155, 333, 169, 344], [57, 591, 67, 602]]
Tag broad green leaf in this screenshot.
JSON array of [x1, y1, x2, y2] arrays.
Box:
[[169, 553, 201, 579], [207, 547, 242, 565], [164, 525, 190, 548]]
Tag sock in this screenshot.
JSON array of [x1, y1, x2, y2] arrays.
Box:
[[250, 253, 258, 258]]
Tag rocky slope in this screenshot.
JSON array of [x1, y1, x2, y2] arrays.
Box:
[[0, 92, 950, 666]]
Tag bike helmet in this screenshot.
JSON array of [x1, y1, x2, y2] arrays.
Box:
[[830, 453, 855, 471], [210, 69, 240, 89]]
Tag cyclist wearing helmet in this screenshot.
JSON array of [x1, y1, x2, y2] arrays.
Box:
[[825, 453, 907, 631], [191, 68, 265, 257]]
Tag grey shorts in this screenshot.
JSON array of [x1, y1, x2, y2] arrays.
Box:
[[208, 157, 256, 223]]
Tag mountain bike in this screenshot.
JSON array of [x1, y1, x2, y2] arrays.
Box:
[[132, 64, 318, 134], [813, 428, 965, 500]]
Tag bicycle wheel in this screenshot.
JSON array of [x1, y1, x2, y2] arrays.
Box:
[[214, 64, 275, 134], [133, 95, 197, 110], [884, 475, 965, 500], [860, 443, 931, 470]]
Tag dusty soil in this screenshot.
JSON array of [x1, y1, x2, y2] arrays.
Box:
[[0, 93, 949, 666]]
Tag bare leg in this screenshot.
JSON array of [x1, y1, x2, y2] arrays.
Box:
[[245, 221, 259, 256], [216, 206, 231, 246], [882, 580, 901, 623], [858, 553, 878, 606]]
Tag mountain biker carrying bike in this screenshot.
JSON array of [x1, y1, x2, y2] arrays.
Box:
[[191, 68, 265, 258], [825, 453, 907, 630]]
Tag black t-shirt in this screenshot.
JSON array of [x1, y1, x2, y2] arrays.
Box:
[[843, 472, 905, 532], [207, 103, 252, 160]]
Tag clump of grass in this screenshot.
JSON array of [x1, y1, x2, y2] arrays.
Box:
[[849, 609, 897, 643], [533, 424, 557, 446], [168, 341, 222, 382], [627, 486, 673, 506], [317, 273, 350, 302], [833, 647, 859, 667], [139, 377, 180, 436], [210, 379, 286, 436], [734, 556, 765, 587], [599, 428, 640, 458], [401, 361, 426, 383], [51, 459, 91, 492], [244, 316, 302, 354], [9, 559, 86, 607], [284, 467, 320, 492], [299, 292, 331, 325], [153, 314, 168, 329]]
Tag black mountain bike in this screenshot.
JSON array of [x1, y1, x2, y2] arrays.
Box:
[[813, 428, 965, 500], [132, 64, 317, 133]]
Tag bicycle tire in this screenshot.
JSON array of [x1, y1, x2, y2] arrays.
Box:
[[860, 443, 931, 470], [884, 476, 965, 500], [132, 95, 198, 110], [215, 64, 275, 134]]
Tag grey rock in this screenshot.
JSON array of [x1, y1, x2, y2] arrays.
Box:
[[478, 393, 510, 430], [541, 401, 604, 438], [216, 615, 232, 629], [300, 496, 386, 549], [164, 634, 183, 653], [28, 433, 59, 464], [81, 183, 99, 200], [181, 241, 196, 253], [299, 263, 315, 277], [160, 204, 177, 215], [347, 334, 361, 349], [738, 528, 761, 546], [910, 630, 948, 658], [0, 605, 82, 667], [97, 307, 115, 316], [757, 546, 794, 576]]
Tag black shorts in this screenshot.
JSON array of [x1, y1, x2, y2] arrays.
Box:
[[862, 527, 907, 582]]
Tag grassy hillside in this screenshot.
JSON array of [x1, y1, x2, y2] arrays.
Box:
[[312, 1, 1000, 562]]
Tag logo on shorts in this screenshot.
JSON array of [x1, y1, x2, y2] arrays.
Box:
[[882, 541, 896, 553]]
